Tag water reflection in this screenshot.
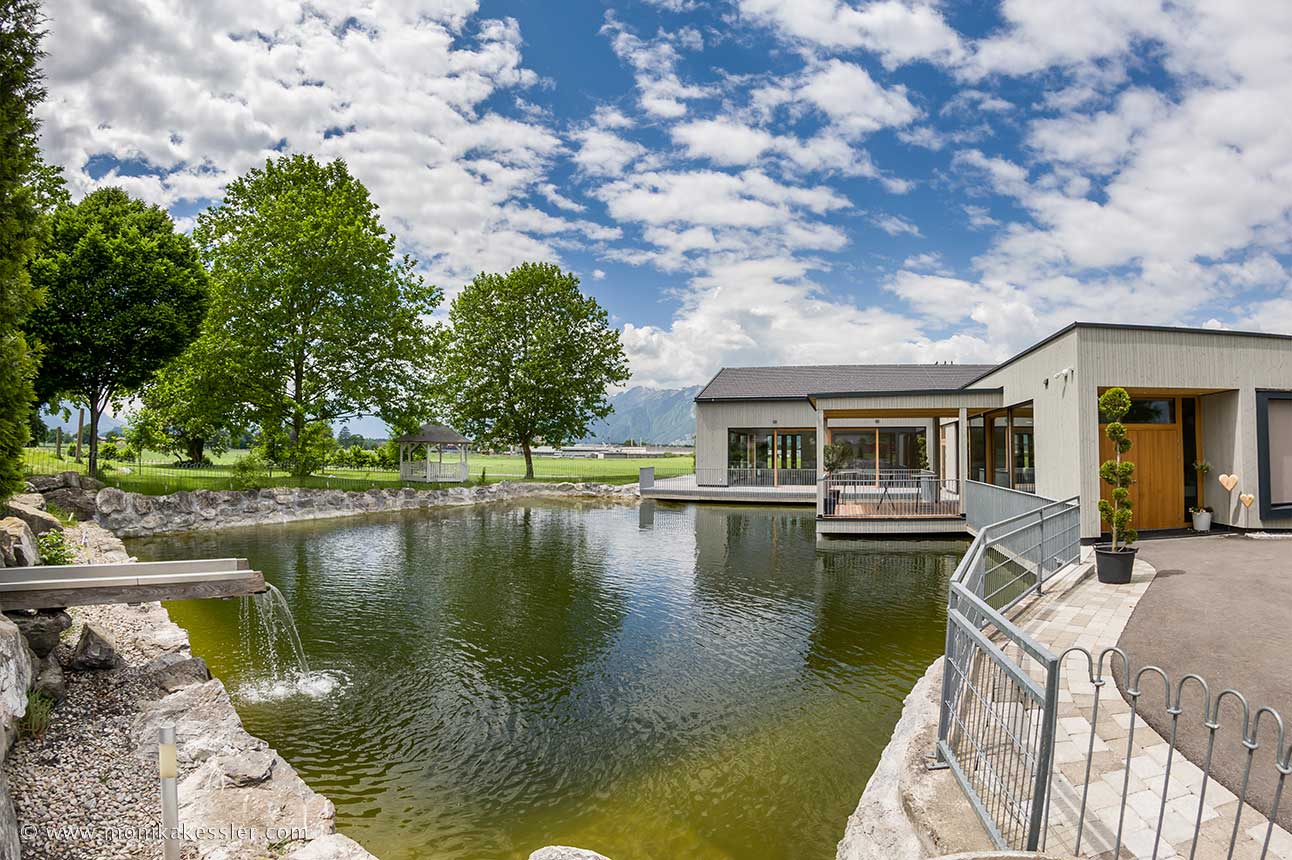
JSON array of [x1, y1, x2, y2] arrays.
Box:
[[131, 500, 964, 860]]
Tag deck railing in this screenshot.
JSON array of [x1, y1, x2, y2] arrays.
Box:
[[676, 467, 816, 487], [818, 469, 963, 518], [936, 485, 1291, 857], [936, 487, 1081, 849], [399, 461, 469, 482]]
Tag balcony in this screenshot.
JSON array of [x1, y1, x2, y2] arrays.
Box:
[[817, 469, 966, 537]]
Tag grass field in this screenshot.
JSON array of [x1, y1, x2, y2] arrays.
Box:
[[22, 446, 694, 496]]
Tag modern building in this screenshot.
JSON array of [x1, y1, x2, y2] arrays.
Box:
[[641, 323, 1292, 540]]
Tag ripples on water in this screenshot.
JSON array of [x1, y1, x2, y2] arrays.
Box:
[[131, 501, 964, 860]]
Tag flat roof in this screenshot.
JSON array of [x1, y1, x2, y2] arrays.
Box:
[[961, 322, 1292, 387], [695, 363, 996, 402]]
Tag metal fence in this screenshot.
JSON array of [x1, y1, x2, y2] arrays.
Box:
[[935, 488, 1082, 849], [819, 469, 963, 518], [937, 485, 1292, 858]]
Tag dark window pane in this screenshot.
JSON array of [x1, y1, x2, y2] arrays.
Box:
[[1101, 398, 1175, 424]]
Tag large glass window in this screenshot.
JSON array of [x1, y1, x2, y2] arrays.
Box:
[[968, 416, 986, 482], [1262, 395, 1292, 513], [727, 429, 816, 484], [1100, 397, 1175, 424], [1011, 403, 1035, 492], [989, 414, 1009, 487], [828, 427, 926, 479]]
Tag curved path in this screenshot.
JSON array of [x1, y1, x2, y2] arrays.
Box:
[[1117, 534, 1292, 832]]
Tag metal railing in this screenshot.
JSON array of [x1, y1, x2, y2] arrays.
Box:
[[935, 488, 1081, 849], [654, 467, 817, 488], [819, 469, 963, 518], [936, 486, 1292, 857]]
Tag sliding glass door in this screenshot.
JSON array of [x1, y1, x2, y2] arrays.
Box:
[[828, 427, 927, 483], [727, 429, 817, 485]]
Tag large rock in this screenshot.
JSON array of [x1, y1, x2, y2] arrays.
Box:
[[69, 622, 120, 670], [178, 750, 335, 848], [0, 518, 38, 567], [4, 610, 72, 658], [529, 848, 612, 860], [11, 493, 45, 511], [43, 487, 99, 520], [205, 748, 277, 787], [133, 679, 265, 766], [32, 653, 65, 704], [0, 615, 35, 746], [143, 652, 211, 695], [285, 834, 379, 860], [4, 500, 62, 536]]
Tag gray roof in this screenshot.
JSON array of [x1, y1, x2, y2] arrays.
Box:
[[393, 423, 470, 444], [695, 363, 999, 401]]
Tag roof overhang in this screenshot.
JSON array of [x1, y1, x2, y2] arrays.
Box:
[[812, 387, 1004, 416]]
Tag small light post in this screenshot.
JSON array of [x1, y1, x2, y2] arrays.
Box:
[[158, 725, 179, 860]]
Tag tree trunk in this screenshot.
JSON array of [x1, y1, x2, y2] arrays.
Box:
[[521, 439, 534, 479], [87, 404, 101, 478], [185, 437, 206, 465], [55, 427, 62, 459], [73, 408, 84, 462]]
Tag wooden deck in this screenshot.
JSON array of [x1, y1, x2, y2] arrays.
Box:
[[641, 474, 815, 505], [0, 558, 266, 611]]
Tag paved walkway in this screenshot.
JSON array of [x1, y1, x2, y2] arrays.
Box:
[[1125, 535, 1292, 833], [1000, 548, 1292, 860]]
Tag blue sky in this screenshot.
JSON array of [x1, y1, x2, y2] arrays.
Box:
[[35, 0, 1292, 389]]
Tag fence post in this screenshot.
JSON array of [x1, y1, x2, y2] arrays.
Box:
[[639, 466, 654, 490], [1036, 508, 1046, 595], [1026, 655, 1061, 850]]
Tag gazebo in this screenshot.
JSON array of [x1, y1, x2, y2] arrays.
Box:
[[395, 423, 471, 483]]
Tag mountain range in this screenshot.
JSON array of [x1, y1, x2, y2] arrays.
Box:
[[582, 386, 700, 445]]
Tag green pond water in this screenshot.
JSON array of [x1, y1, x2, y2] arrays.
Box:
[[128, 500, 962, 860]]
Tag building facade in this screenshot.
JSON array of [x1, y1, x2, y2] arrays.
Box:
[[669, 323, 1292, 539]]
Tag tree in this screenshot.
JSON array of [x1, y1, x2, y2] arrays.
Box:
[[132, 336, 244, 463], [193, 154, 441, 477], [439, 262, 630, 479], [24, 188, 209, 476], [1097, 387, 1137, 550], [0, 0, 50, 502]]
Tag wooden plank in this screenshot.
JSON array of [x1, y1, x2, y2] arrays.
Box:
[[6, 558, 250, 582], [0, 572, 266, 611], [0, 570, 263, 591]]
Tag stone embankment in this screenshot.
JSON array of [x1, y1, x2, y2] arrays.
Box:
[[96, 481, 639, 537], [0, 520, 376, 860]]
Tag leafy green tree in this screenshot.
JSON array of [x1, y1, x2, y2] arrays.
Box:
[[439, 262, 630, 478], [0, 0, 50, 502], [133, 337, 243, 463], [193, 154, 441, 477], [25, 188, 209, 477]]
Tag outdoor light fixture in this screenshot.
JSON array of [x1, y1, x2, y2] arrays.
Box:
[[159, 725, 179, 860]]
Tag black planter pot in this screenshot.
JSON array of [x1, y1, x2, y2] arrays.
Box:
[[1094, 544, 1137, 584]]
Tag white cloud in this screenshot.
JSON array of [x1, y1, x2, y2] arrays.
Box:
[[737, 0, 964, 68], [591, 268, 607, 280], [798, 59, 920, 137], [601, 15, 710, 119], [38, 0, 578, 289], [870, 213, 922, 237], [572, 127, 647, 177]]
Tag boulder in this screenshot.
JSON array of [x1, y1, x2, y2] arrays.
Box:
[[70, 622, 120, 670], [11, 493, 45, 511], [43, 487, 99, 520], [206, 747, 276, 787], [285, 835, 379, 860], [529, 848, 612, 860], [5, 500, 62, 536], [0, 517, 39, 567], [133, 679, 265, 766], [144, 653, 211, 694], [4, 610, 72, 658], [178, 750, 334, 847], [0, 615, 35, 743], [25, 473, 67, 493], [32, 653, 66, 703], [94, 486, 128, 515]]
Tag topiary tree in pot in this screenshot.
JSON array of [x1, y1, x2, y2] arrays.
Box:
[[1095, 387, 1138, 583]]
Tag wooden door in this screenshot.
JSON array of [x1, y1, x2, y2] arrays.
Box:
[[1099, 423, 1185, 530]]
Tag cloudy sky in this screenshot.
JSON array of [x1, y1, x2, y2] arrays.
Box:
[[36, 0, 1292, 389]]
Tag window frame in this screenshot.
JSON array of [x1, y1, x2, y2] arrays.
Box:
[[1256, 390, 1292, 520]]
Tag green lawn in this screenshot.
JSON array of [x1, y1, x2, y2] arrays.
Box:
[[22, 446, 694, 496]]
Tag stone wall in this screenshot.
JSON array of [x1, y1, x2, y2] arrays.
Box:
[[95, 481, 639, 537]]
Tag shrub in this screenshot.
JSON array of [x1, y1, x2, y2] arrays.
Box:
[[37, 530, 75, 565], [231, 451, 270, 490], [19, 692, 54, 738], [823, 442, 852, 472], [1096, 387, 1137, 549]]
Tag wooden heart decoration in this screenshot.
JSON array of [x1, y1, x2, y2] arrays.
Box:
[[1219, 474, 1239, 492], [1240, 493, 1256, 508]]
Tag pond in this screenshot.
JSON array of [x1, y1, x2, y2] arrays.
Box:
[[128, 500, 963, 860]]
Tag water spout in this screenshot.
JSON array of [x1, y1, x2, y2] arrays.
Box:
[[236, 584, 340, 701]]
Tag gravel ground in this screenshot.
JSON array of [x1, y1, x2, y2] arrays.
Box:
[[5, 603, 196, 860]]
